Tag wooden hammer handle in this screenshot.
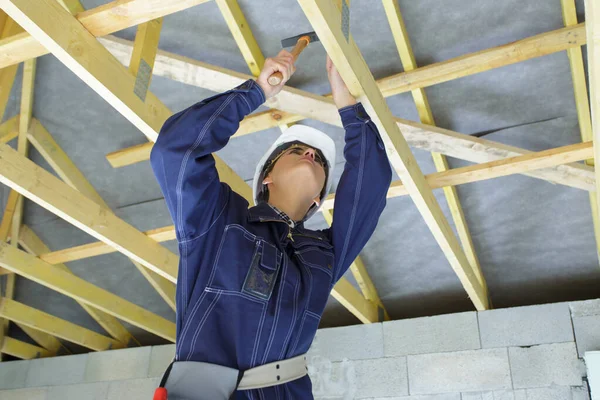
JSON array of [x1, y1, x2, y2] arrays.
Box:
[[268, 36, 311, 86]]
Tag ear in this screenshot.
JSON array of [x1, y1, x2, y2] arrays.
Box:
[[312, 195, 320, 207], [262, 176, 273, 185]]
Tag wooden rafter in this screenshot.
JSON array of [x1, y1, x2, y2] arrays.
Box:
[[382, 0, 487, 293], [298, 0, 488, 310], [98, 37, 596, 196], [37, 140, 597, 269], [0, 0, 212, 70], [1, 337, 51, 359], [18, 225, 139, 346], [323, 141, 595, 208], [0, 143, 179, 282], [0, 16, 20, 121], [216, 0, 264, 76], [0, 298, 124, 351], [0, 115, 18, 144], [0, 242, 176, 341], [561, 0, 600, 266], [129, 17, 163, 102], [28, 119, 176, 313], [55, 0, 83, 15], [587, 0, 600, 225]]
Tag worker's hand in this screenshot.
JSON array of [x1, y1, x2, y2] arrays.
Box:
[[326, 55, 357, 109], [255, 50, 296, 100]]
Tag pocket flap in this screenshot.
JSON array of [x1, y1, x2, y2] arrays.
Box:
[[260, 241, 278, 272]]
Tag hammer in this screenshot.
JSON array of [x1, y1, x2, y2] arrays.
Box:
[[268, 31, 319, 86]]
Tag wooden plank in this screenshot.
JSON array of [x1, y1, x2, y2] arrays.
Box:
[[0, 189, 18, 241], [0, 0, 212, 69], [377, 23, 587, 97], [562, 0, 600, 265], [298, 0, 487, 310], [98, 36, 596, 196], [28, 119, 175, 313], [55, 0, 84, 14], [129, 18, 163, 101], [55, 141, 598, 271], [1, 337, 52, 359], [27, 119, 107, 207], [0, 298, 124, 351], [383, 0, 487, 292], [587, 0, 600, 234], [322, 209, 389, 320], [0, 18, 22, 121], [0, 242, 176, 341], [18, 225, 139, 346], [215, 0, 264, 76], [2, 0, 254, 204], [0, 114, 18, 144], [331, 277, 380, 324], [322, 141, 595, 208], [40, 225, 176, 264], [0, 0, 171, 142], [0, 143, 179, 282]]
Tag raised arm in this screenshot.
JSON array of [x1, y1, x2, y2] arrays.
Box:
[[150, 51, 296, 242], [328, 104, 392, 282], [323, 56, 393, 282], [150, 80, 265, 242]]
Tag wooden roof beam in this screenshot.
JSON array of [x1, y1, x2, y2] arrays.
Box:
[[0, 298, 124, 351], [298, 0, 487, 310], [98, 35, 596, 194], [0, 0, 212, 70], [587, 0, 600, 229], [322, 141, 595, 208], [37, 141, 597, 267], [1, 337, 52, 359], [383, 0, 487, 295], [0, 243, 176, 341]]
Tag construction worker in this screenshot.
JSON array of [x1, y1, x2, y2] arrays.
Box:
[[150, 50, 392, 399]]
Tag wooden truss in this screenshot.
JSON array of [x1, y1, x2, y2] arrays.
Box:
[[0, 0, 595, 359]]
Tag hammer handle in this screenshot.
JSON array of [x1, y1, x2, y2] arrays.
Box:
[[268, 36, 310, 86]]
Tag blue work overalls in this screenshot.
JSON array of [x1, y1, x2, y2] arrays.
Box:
[[150, 79, 392, 399]]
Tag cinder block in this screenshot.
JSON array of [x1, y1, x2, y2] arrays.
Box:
[[0, 388, 48, 400], [407, 348, 511, 395], [570, 299, 600, 318], [524, 386, 571, 400], [383, 312, 480, 357], [573, 315, 600, 357], [0, 360, 29, 390], [478, 303, 573, 349], [148, 344, 175, 378], [107, 377, 160, 400], [308, 323, 383, 361], [370, 395, 460, 400], [461, 392, 492, 400], [46, 382, 109, 400], [85, 347, 151, 382], [353, 357, 408, 398], [309, 358, 357, 399], [25, 354, 87, 387], [509, 342, 583, 389], [513, 390, 527, 400], [571, 386, 590, 400]]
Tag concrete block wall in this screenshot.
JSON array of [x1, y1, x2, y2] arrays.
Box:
[[0, 300, 596, 399]]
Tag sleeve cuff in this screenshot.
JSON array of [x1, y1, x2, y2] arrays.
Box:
[[232, 79, 266, 113], [338, 103, 370, 127]]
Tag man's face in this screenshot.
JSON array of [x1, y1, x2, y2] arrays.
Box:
[[265, 144, 327, 202]]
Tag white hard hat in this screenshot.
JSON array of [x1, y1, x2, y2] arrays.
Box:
[[253, 125, 336, 221]]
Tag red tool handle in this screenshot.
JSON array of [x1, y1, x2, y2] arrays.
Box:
[[268, 36, 311, 86]]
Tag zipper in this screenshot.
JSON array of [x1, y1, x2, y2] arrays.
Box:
[[259, 218, 295, 242]]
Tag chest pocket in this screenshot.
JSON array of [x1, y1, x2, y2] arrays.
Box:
[[208, 225, 282, 301], [293, 236, 335, 315]]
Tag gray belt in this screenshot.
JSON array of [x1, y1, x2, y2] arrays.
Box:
[[161, 354, 308, 399]]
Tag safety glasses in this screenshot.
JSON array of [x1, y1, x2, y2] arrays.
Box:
[[279, 144, 327, 169]]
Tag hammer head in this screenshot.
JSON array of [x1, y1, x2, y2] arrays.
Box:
[[281, 31, 319, 48]]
